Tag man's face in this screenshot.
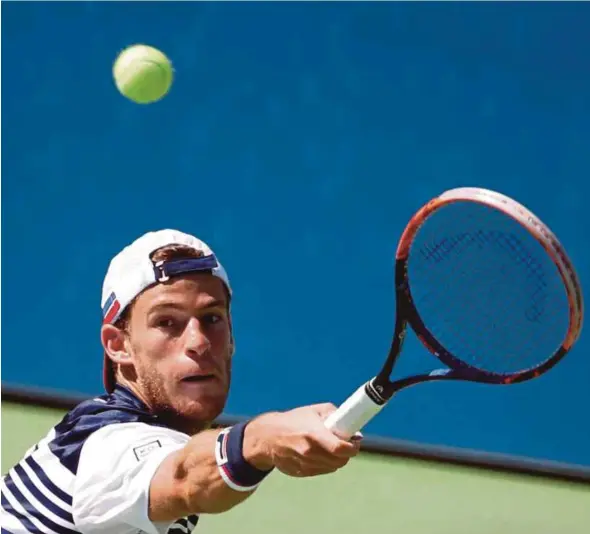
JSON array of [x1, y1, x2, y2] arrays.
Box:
[[122, 273, 233, 430]]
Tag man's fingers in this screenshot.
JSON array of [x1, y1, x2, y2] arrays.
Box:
[[310, 404, 365, 444], [277, 458, 349, 478], [311, 403, 338, 420], [311, 427, 362, 458]]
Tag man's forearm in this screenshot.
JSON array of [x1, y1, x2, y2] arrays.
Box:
[[149, 415, 276, 520]]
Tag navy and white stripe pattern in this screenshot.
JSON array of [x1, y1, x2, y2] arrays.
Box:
[[167, 515, 199, 534], [1, 386, 199, 534], [2, 429, 76, 534]]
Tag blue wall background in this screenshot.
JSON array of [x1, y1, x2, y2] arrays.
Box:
[[3, 2, 589, 466]]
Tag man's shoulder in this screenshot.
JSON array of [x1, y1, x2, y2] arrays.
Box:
[[57, 389, 156, 438], [49, 387, 163, 473], [66, 391, 154, 426]]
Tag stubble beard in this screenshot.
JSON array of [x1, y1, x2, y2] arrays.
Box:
[[135, 359, 231, 436]]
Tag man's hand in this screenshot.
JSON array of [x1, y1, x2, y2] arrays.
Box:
[[244, 403, 361, 477]]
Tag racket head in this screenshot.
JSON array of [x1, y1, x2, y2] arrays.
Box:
[[395, 187, 583, 385]]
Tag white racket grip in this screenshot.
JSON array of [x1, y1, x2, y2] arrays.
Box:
[[324, 381, 385, 439]]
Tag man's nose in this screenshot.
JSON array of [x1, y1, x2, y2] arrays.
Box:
[[183, 317, 211, 358]]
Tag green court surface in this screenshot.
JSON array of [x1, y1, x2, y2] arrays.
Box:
[[2, 401, 589, 534]]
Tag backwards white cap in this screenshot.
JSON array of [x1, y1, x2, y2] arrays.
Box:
[[101, 229, 232, 391], [101, 229, 231, 324]]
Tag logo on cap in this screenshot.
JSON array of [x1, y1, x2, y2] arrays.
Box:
[[102, 292, 121, 324]]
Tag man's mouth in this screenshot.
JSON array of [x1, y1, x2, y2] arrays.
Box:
[[181, 374, 217, 383]]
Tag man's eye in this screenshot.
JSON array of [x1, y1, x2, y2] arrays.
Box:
[[202, 313, 223, 325], [157, 318, 176, 329]]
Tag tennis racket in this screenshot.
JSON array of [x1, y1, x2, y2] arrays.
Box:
[[324, 187, 584, 439]]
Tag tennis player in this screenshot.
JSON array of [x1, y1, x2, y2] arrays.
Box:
[[1, 229, 360, 534]]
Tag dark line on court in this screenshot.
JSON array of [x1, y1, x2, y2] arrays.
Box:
[[3, 383, 589, 485]]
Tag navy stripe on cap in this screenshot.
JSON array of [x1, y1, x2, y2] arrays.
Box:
[[154, 255, 218, 282]]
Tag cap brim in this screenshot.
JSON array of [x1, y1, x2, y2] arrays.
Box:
[[103, 352, 116, 393]]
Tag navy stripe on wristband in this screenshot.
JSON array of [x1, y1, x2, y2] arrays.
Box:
[[215, 421, 273, 492]]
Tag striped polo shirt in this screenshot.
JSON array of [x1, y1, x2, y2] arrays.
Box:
[[1, 386, 198, 534]]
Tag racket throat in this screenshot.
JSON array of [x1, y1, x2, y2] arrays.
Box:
[[365, 377, 391, 405]]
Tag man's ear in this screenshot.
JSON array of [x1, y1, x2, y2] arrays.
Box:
[[101, 323, 133, 365]]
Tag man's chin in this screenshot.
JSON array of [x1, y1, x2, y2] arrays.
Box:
[[175, 389, 227, 424], [183, 398, 226, 422], [154, 398, 225, 435]]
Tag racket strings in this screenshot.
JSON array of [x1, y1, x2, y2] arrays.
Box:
[[408, 203, 569, 375], [420, 237, 543, 368], [417, 251, 549, 370], [500, 233, 548, 322]]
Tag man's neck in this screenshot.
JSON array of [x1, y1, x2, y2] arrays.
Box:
[[113, 380, 210, 436]]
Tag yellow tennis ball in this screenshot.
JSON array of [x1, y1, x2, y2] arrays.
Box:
[[113, 45, 173, 104]]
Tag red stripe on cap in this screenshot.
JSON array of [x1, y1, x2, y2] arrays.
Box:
[[103, 299, 121, 324]]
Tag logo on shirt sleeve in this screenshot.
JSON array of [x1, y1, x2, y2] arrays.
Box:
[[133, 440, 162, 461]]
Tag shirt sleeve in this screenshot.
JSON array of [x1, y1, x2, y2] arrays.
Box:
[[72, 421, 190, 534]]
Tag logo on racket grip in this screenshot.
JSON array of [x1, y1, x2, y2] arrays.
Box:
[[366, 381, 387, 404]]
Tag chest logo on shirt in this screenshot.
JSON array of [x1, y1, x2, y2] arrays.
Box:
[[133, 439, 162, 461]]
